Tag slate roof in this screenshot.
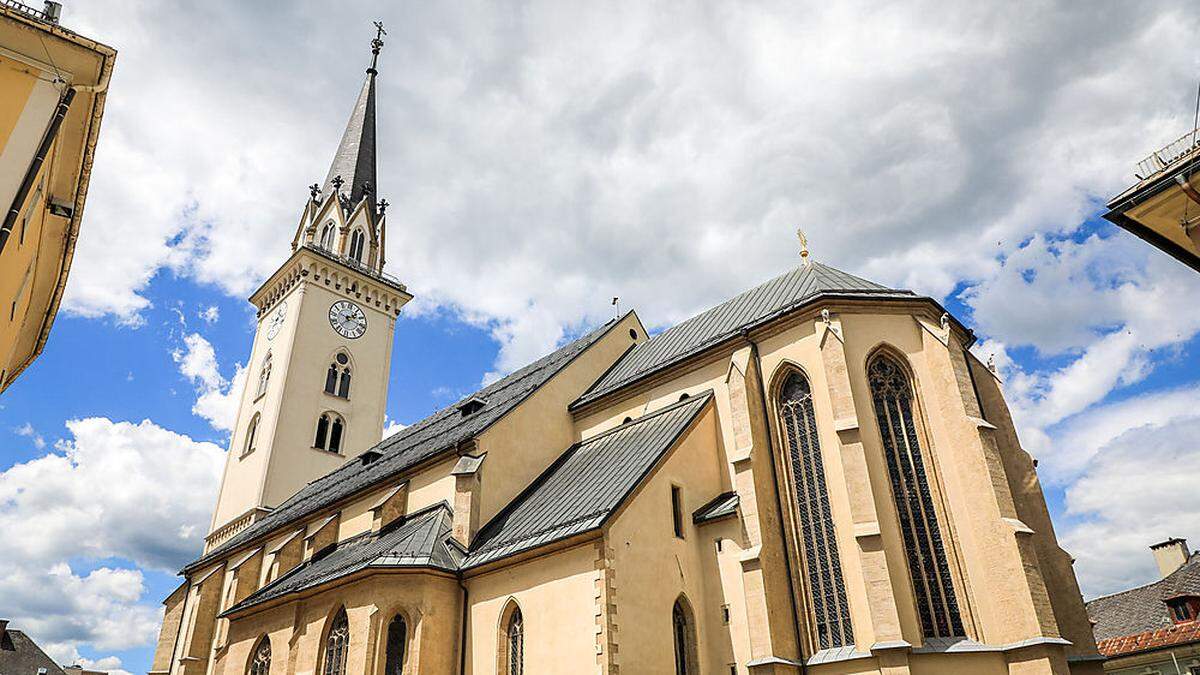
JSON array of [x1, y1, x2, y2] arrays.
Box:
[[322, 68, 378, 208], [223, 503, 462, 616], [1087, 552, 1200, 651], [692, 491, 739, 524], [0, 627, 66, 675], [572, 262, 909, 409], [185, 317, 625, 574], [462, 391, 713, 570]]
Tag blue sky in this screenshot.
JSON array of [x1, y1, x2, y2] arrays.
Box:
[[2, 2, 1200, 674]]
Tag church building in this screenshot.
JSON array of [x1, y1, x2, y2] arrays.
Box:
[[151, 27, 1105, 675]]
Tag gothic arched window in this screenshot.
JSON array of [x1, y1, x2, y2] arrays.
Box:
[[383, 614, 407, 675], [313, 413, 344, 453], [248, 636, 271, 675], [502, 603, 524, 675], [672, 597, 697, 675], [244, 413, 261, 456], [319, 222, 336, 251], [777, 371, 852, 650], [348, 229, 366, 263], [325, 364, 338, 394], [337, 369, 352, 398], [257, 354, 272, 398], [867, 353, 965, 639], [325, 352, 351, 399], [323, 609, 349, 675]]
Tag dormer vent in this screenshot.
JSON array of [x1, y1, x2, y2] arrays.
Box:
[[360, 449, 383, 466], [458, 396, 487, 417]]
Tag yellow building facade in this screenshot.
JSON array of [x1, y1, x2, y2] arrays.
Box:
[[153, 31, 1104, 675], [0, 1, 114, 393]]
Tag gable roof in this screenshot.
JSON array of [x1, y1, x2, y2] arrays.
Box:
[[0, 627, 65, 675], [185, 316, 627, 574], [571, 262, 909, 409], [223, 503, 461, 616], [1087, 551, 1200, 654], [462, 391, 713, 570]]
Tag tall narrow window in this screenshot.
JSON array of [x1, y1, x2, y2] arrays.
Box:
[[319, 222, 336, 250], [778, 371, 852, 649], [325, 364, 338, 394], [671, 486, 684, 539], [672, 598, 696, 675], [504, 605, 524, 675], [348, 229, 366, 263], [314, 414, 330, 449], [337, 369, 351, 398], [244, 413, 260, 455], [329, 417, 344, 453], [257, 354, 272, 398], [868, 354, 965, 638], [249, 637, 271, 675], [384, 615, 406, 675], [323, 609, 349, 675]]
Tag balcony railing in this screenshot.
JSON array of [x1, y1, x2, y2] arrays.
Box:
[[303, 243, 408, 291], [1, 0, 61, 24], [1136, 127, 1200, 181]]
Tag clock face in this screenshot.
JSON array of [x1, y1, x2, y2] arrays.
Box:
[[265, 301, 288, 340], [329, 300, 367, 339]]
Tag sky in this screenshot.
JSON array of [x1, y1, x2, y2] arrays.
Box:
[[2, 1, 1200, 673]]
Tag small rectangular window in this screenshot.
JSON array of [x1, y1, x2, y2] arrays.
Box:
[[671, 485, 684, 539], [728, 665, 737, 675], [721, 604, 731, 625]]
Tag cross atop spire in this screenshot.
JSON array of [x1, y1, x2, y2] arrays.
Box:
[[321, 22, 383, 211]]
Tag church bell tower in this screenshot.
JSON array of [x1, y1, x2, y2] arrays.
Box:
[[206, 24, 412, 548]]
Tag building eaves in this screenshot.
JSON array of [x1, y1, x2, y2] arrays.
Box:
[[692, 491, 738, 524], [1087, 552, 1200, 642]]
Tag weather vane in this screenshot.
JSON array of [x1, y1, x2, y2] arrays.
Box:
[[368, 21, 387, 73], [796, 228, 810, 264]]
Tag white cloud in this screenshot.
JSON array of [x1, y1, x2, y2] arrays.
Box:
[[198, 305, 220, 324], [0, 417, 224, 664], [381, 416, 407, 439], [14, 422, 46, 449], [172, 332, 245, 432]]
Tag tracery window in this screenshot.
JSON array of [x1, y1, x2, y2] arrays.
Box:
[[777, 371, 852, 650], [384, 615, 407, 675], [257, 354, 272, 398], [672, 598, 696, 675], [244, 413, 260, 455], [867, 354, 965, 638], [323, 609, 349, 675], [325, 352, 351, 398], [503, 604, 524, 675], [319, 222, 336, 251], [348, 229, 366, 263], [314, 413, 345, 453], [248, 637, 271, 675]]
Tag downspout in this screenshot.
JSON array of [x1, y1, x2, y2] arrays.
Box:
[[0, 87, 75, 254], [742, 328, 807, 672]]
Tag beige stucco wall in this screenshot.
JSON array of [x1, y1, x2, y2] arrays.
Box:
[[463, 542, 600, 674]]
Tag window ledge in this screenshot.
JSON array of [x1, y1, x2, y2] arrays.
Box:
[[322, 391, 350, 402]]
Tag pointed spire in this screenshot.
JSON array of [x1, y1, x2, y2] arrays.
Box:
[[322, 22, 384, 210]]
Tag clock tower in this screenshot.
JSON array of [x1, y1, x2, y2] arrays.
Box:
[[205, 25, 412, 548]]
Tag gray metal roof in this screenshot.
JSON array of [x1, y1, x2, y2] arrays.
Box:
[[572, 262, 908, 409], [185, 317, 625, 574], [223, 503, 461, 616], [322, 69, 378, 208], [1087, 552, 1200, 641], [462, 391, 713, 570], [0, 628, 66, 675], [692, 491, 738, 524]]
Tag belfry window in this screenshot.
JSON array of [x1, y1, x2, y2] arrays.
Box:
[[257, 354, 272, 398], [777, 371, 852, 650], [314, 413, 345, 453], [325, 352, 351, 398], [248, 636, 271, 675], [503, 604, 524, 675], [348, 229, 366, 263], [244, 413, 260, 456], [383, 615, 407, 675], [323, 609, 349, 675], [319, 222, 336, 251], [867, 354, 965, 639]]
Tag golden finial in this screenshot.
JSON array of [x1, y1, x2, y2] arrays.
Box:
[[796, 228, 810, 264]]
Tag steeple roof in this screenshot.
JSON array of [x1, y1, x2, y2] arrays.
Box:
[[322, 70, 378, 209]]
